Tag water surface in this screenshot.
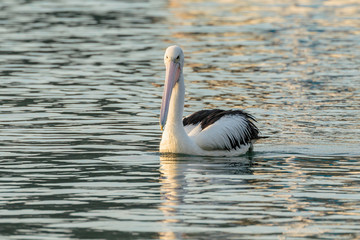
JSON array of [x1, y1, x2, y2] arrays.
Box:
[[1, 0, 360, 239]]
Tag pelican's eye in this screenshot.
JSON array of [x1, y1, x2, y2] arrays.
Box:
[[176, 55, 180, 60]]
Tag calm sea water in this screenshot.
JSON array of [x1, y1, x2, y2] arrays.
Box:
[[1, 0, 360, 239]]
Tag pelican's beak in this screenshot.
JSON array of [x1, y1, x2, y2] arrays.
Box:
[[160, 60, 180, 131]]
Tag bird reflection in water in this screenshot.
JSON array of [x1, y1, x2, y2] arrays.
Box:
[[158, 153, 253, 239]]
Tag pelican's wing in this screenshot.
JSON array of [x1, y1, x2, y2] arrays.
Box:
[[183, 110, 214, 135], [183, 124, 199, 134], [183, 109, 259, 151]]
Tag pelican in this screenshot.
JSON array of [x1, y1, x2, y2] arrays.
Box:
[[160, 45, 260, 156]]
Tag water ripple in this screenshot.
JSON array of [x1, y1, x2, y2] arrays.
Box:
[[1, 0, 360, 239]]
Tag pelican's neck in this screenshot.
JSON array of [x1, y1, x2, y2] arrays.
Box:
[[160, 73, 204, 155], [166, 74, 185, 128]]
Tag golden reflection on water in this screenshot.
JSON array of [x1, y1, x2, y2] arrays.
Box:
[[164, 0, 360, 146]]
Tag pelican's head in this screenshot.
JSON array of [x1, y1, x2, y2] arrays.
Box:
[[160, 45, 184, 131], [163, 45, 184, 67]]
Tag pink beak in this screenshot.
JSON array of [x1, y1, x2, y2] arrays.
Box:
[[160, 61, 181, 130]]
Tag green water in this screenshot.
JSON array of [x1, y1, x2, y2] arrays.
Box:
[[0, 0, 359, 239]]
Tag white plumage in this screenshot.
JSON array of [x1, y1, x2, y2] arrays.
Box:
[[190, 115, 251, 150], [159, 46, 260, 156]]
